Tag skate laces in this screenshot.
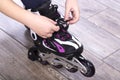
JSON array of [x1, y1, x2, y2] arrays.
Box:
[[55, 29, 71, 41], [54, 19, 71, 41]]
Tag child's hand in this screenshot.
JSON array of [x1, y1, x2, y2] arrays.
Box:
[[27, 15, 60, 38], [65, 0, 80, 24], [0, 0, 59, 38]]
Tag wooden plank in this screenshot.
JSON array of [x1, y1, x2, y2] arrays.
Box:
[[96, 0, 120, 12], [78, 0, 107, 18], [0, 30, 60, 80], [96, 63, 120, 80], [52, 0, 107, 18], [115, 0, 120, 3], [0, 74, 6, 80], [0, 12, 34, 48], [68, 17, 120, 59], [88, 8, 120, 39], [82, 50, 103, 67], [104, 49, 120, 72], [0, 0, 31, 47], [52, 0, 65, 6]]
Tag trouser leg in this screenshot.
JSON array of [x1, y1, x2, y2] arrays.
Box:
[[21, 0, 50, 9]]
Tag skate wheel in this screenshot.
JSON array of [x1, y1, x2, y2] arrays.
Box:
[[54, 64, 63, 69], [67, 67, 78, 73], [28, 46, 49, 65], [78, 58, 95, 77], [40, 59, 49, 65], [52, 58, 63, 68], [28, 46, 39, 61]]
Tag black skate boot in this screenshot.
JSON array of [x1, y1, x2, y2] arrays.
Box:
[[29, 0, 83, 57], [31, 0, 61, 21], [27, 0, 95, 77]]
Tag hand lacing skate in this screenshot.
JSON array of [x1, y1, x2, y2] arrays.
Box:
[[41, 18, 80, 57], [27, 0, 95, 77]]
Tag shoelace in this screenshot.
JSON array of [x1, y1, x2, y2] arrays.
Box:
[[54, 18, 71, 41]]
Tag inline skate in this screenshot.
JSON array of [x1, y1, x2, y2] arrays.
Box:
[[27, 0, 95, 77]]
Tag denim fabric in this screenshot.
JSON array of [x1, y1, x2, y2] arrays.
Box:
[[21, 0, 49, 9]]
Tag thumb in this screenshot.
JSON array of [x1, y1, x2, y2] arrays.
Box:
[[49, 19, 60, 32], [65, 8, 70, 21], [49, 21, 60, 32]]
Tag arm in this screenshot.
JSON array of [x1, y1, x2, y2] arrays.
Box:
[[0, 0, 59, 38], [65, 0, 80, 24]]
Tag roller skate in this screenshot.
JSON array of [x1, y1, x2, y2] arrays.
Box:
[[27, 0, 95, 77]]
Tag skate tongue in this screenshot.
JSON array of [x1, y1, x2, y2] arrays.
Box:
[[54, 30, 71, 41], [48, 18, 71, 41], [53, 18, 72, 41]]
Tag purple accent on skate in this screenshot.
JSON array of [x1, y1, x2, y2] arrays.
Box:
[[53, 41, 65, 53], [43, 39, 50, 48], [55, 29, 71, 41]]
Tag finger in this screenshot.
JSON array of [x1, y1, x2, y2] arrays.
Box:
[[65, 8, 70, 21], [48, 19, 59, 32], [48, 18, 57, 24], [52, 25, 60, 32], [41, 33, 52, 38], [41, 35, 47, 38], [49, 30, 54, 34], [47, 33, 53, 38], [69, 10, 80, 24]]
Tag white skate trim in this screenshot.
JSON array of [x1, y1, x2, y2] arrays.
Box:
[[30, 30, 37, 41], [55, 36, 80, 49], [72, 36, 82, 47], [42, 41, 56, 52]]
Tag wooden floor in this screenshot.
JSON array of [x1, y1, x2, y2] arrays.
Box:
[[0, 0, 120, 80]]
